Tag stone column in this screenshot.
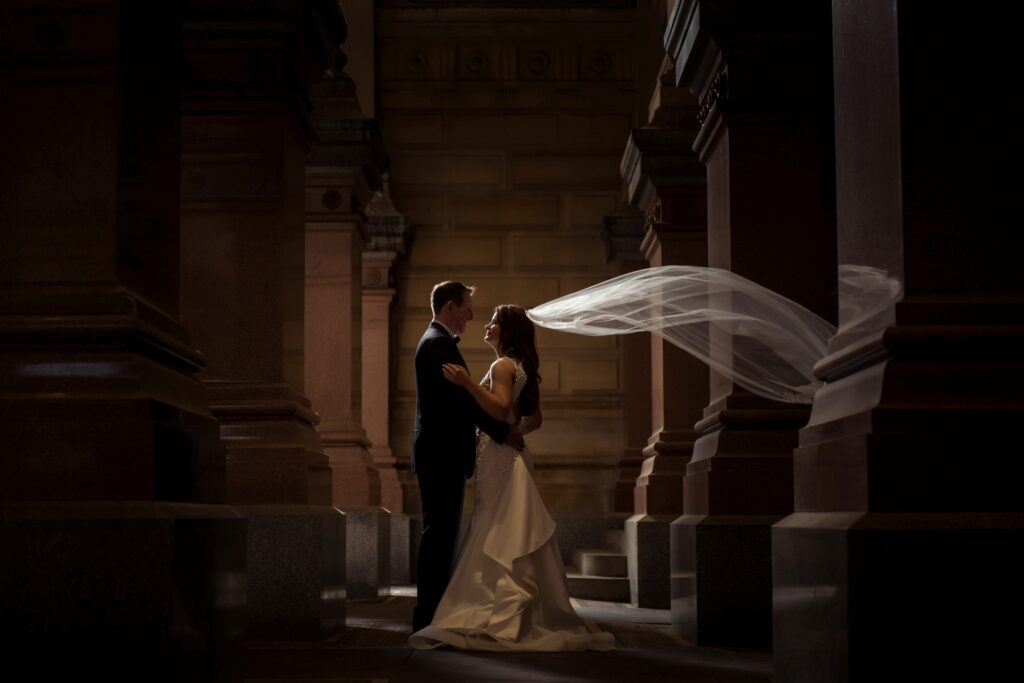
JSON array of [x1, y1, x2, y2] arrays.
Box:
[[666, 0, 837, 645], [774, 3, 1024, 681], [603, 212, 651, 514], [362, 194, 413, 583], [180, 0, 347, 640], [305, 66, 392, 601], [621, 127, 709, 608], [0, 2, 245, 678]]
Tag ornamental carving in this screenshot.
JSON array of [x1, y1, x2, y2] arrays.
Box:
[[365, 267, 385, 287], [457, 46, 497, 80], [644, 198, 663, 233], [405, 51, 428, 75], [698, 69, 729, 127], [466, 51, 490, 75], [321, 189, 342, 210], [587, 50, 612, 76], [526, 49, 551, 76]]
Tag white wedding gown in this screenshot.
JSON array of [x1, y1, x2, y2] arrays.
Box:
[[409, 360, 615, 651]]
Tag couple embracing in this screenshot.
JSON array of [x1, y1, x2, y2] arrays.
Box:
[[408, 281, 614, 652]]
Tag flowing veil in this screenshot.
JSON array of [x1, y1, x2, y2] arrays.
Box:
[[526, 265, 902, 404]]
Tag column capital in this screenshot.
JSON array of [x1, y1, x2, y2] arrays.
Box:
[[620, 126, 704, 213], [182, 0, 345, 139], [361, 192, 411, 290], [646, 55, 700, 128], [365, 193, 411, 254], [310, 92, 389, 190], [666, 0, 833, 157]]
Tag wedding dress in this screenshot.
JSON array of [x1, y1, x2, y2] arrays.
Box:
[[409, 359, 615, 651]]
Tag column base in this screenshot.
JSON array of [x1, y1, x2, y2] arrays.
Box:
[[371, 447, 405, 514], [671, 513, 778, 646], [408, 513, 424, 583], [0, 501, 246, 681], [390, 512, 411, 585], [210, 382, 328, 506], [625, 513, 673, 608], [238, 505, 346, 641], [342, 506, 391, 601], [773, 511, 1024, 683]]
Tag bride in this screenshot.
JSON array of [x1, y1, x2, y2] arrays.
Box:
[[408, 304, 615, 652]]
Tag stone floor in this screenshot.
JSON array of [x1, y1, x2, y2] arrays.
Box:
[[244, 589, 772, 683]]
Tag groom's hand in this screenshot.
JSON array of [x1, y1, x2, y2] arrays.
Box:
[[505, 426, 525, 451]]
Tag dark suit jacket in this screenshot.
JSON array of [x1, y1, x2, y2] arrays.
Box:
[[412, 321, 512, 478]]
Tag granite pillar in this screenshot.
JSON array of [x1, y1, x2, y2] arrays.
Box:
[[180, 0, 347, 640], [305, 66, 392, 600], [0, 2, 245, 677], [774, 3, 1024, 681], [621, 127, 709, 608], [666, 0, 838, 646]]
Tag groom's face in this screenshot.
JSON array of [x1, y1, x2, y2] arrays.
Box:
[[451, 291, 474, 335]]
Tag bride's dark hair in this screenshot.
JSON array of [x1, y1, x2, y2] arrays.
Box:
[[493, 304, 541, 418]]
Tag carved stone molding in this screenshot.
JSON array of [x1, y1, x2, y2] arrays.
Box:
[[379, 40, 631, 83], [620, 127, 704, 212], [603, 211, 646, 263], [643, 198, 662, 235], [697, 69, 728, 127], [362, 192, 411, 290]]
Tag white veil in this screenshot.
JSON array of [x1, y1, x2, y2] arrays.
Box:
[[526, 265, 901, 404]]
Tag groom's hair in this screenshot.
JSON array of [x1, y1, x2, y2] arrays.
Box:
[[431, 281, 475, 315]]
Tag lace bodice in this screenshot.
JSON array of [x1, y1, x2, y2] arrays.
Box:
[[474, 358, 533, 519], [480, 358, 528, 425]]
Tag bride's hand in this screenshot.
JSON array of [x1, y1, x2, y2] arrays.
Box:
[[442, 363, 471, 387]]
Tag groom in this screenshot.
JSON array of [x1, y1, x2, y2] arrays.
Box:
[[411, 280, 524, 632]]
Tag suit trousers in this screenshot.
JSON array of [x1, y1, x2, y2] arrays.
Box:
[[413, 467, 467, 630]]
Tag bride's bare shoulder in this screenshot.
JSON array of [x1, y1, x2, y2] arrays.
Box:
[[490, 356, 516, 377]]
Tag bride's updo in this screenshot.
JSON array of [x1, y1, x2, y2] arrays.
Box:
[[492, 304, 541, 418]]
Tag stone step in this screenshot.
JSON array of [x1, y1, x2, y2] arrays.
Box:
[[605, 529, 625, 553], [566, 571, 631, 603], [573, 548, 628, 577]]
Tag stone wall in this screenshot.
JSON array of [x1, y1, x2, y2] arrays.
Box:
[[376, 4, 639, 517]]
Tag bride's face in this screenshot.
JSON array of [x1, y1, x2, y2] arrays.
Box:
[[483, 314, 501, 351]]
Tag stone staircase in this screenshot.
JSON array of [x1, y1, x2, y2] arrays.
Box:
[[566, 528, 631, 603]]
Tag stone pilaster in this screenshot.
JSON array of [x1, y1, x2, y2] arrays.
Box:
[[773, 3, 1024, 681], [603, 212, 651, 515], [666, 0, 837, 646], [180, 0, 347, 640], [620, 126, 709, 608], [0, 2, 244, 677], [306, 64, 392, 600], [362, 195, 410, 513], [363, 193, 413, 583]]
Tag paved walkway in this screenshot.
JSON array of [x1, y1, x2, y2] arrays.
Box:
[[244, 591, 773, 683]]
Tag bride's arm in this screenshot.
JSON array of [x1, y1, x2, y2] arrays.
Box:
[[518, 407, 542, 436], [442, 358, 515, 421]]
